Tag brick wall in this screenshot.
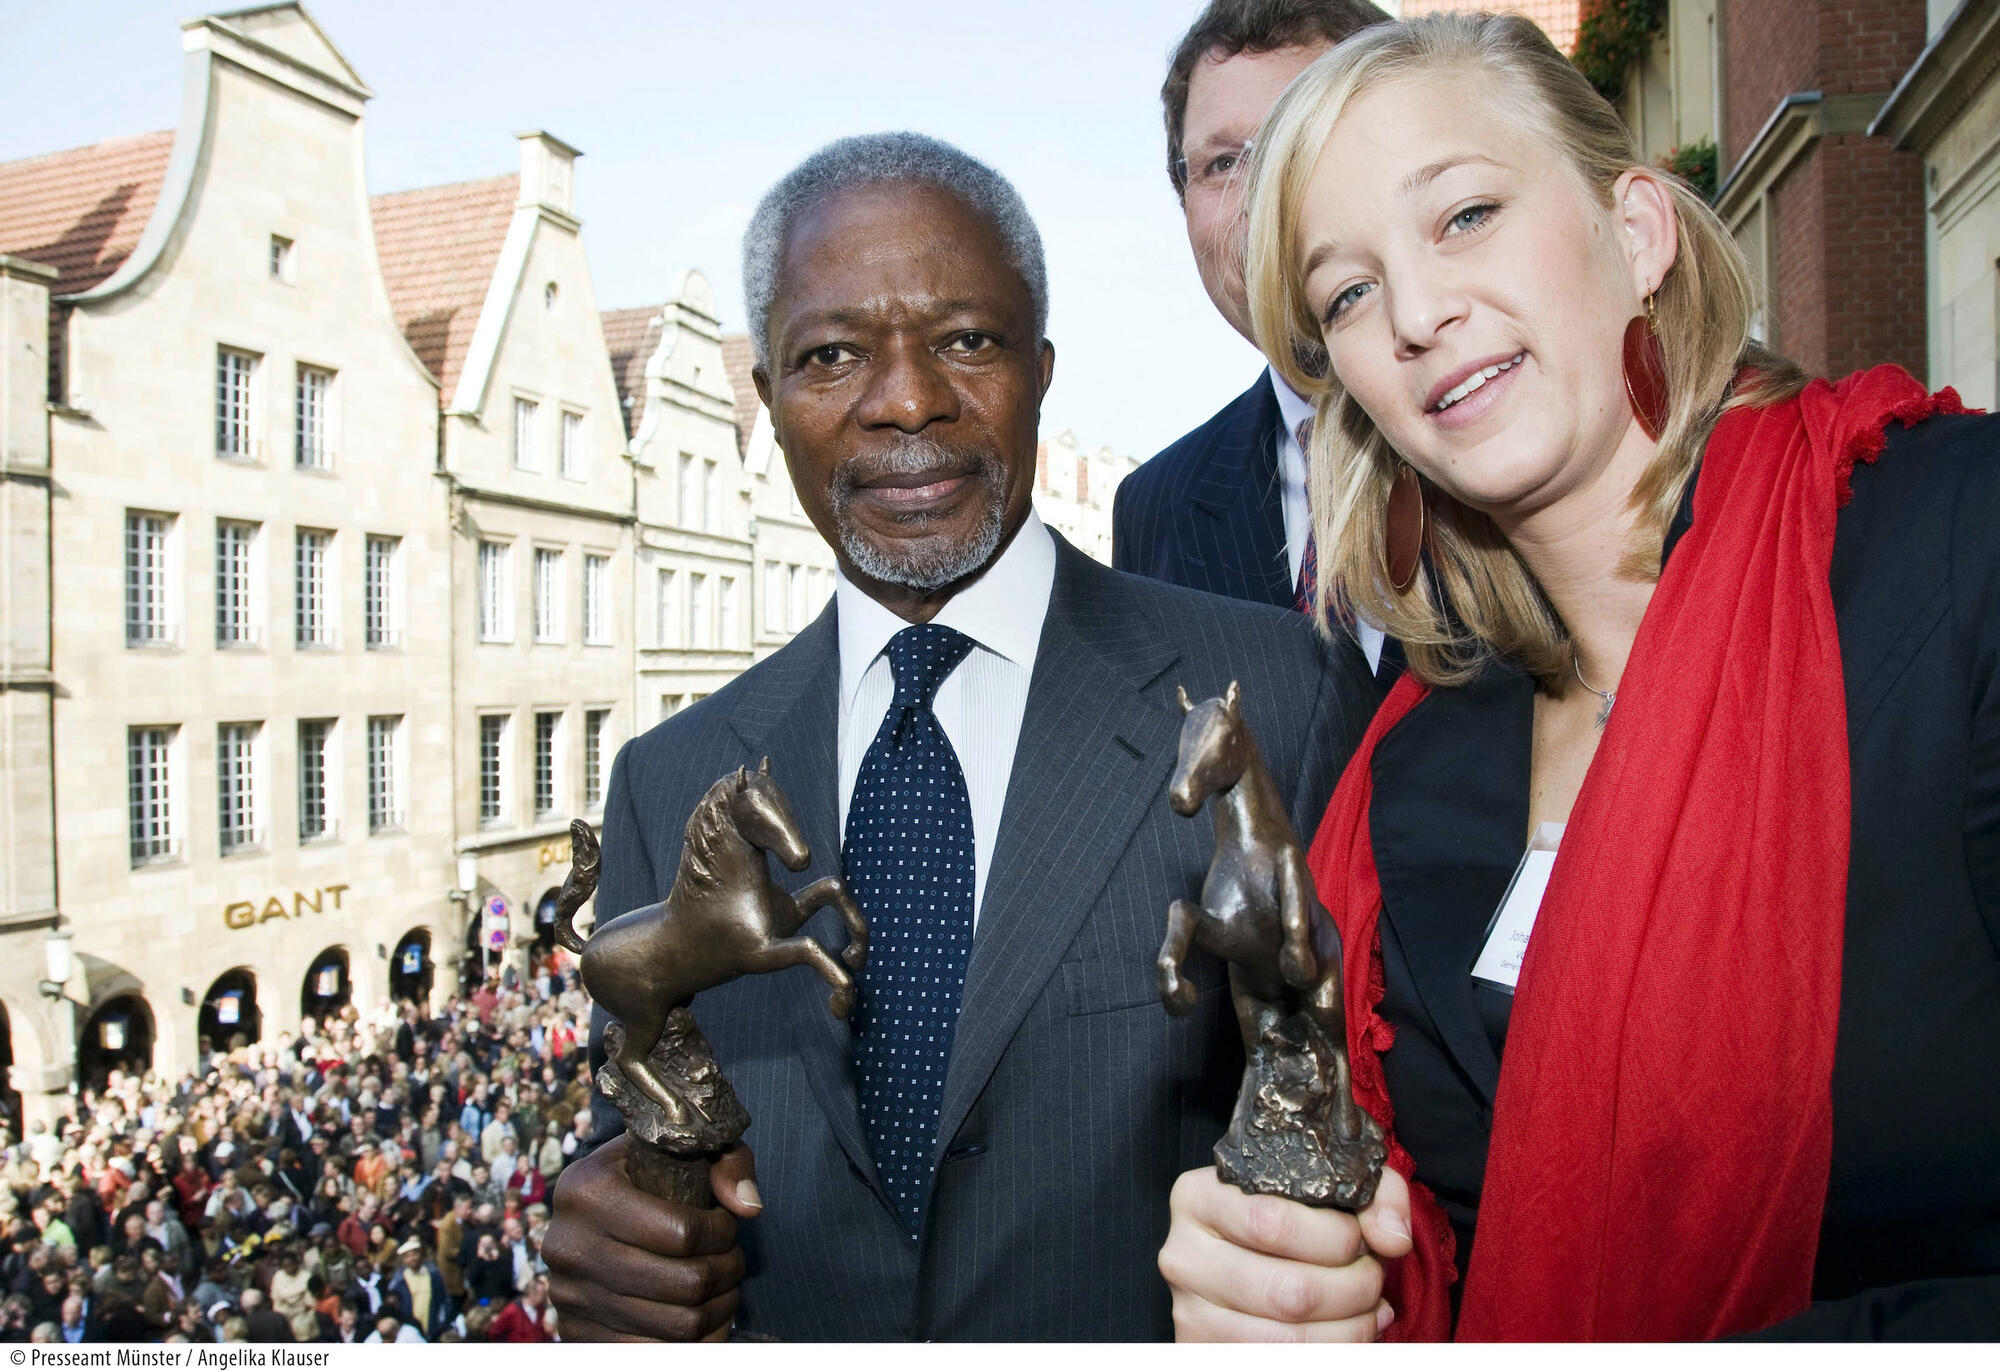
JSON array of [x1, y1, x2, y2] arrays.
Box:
[[1725, 0, 1816, 162], [1773, 153, 1828, 372], [1818, 0, 1929, 95], [1816, 135, 1928, 377]]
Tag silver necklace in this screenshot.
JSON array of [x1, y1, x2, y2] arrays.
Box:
[[1573, 651, 1615, 729]]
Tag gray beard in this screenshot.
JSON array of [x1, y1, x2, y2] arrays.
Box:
[[830, 436, 1009, 591]]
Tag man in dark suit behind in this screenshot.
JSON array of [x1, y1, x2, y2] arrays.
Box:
[[542, 133, 1369, 1340], [1113, 0, 1391, 682]]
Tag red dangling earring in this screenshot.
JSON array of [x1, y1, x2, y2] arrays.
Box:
[[1622, 292, 1669, 441], [1384, 462, 1425, 593]]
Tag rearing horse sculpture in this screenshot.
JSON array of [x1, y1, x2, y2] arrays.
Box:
[[1160, 682, 1377, 1197], [553, 758, 867, 1126]]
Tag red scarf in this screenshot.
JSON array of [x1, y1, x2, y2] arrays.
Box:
[[1307, 367, 1968, 1341]]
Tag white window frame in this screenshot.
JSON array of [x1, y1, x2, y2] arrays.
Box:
[[366, 714, 404, 834], [583, 553, 611, 645], [298, 717, 338, 842], [656, 568, 678, 648], [704, 458, 720, 533], [477, 540, 514, 643], [124, 511, 179, 648], [533, 710, 562, 818], [533, 548, 564, 644], [479, 713, 512, 827], [560, 410, 584, 481], [763, 561, 784, 634], [788, 563, 807, 632], [294, 363, 335, 471], [365, 535, 402, 650], [513, 397, 539, 471], [719, 576, 738, 649], [127, 725, 180, 866], [583, 707, 609, 812], [689, 572, 711, 650], [217, 721, 263, 856], [269, 235, 292, 282], [216, 346, 260, 461], [294, 528, 335, 649], [678, 453, 696, 529], [214, 518, 261, 649]]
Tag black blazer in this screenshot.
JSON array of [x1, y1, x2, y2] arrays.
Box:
[[1113, 370, 1293, 607], [589, 536, 1370, 1339], [1368, 414, 2000, 1340]]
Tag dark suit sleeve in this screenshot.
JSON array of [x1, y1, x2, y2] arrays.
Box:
[[1111, 466, 1149, 575], [1744, 1276, 2000, 1341], [1286, 628, 1374, 842], [584, 739, 660, 1147]]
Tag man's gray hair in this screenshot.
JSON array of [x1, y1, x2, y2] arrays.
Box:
[[742, 131, 1049, 370]]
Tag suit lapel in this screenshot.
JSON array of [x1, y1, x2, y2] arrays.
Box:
[[726, 605, 882, 1194], [935, 539, 1183, 1155], [1179, 371, 1294, 608]]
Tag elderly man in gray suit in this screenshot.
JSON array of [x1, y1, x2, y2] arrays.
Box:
[[542, 132, 1368, 1341]]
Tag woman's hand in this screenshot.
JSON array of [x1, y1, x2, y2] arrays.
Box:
[[1158, 1164, 1413, 1341]]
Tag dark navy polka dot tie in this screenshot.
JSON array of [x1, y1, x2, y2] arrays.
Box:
[[845, 622, 977, 1233]]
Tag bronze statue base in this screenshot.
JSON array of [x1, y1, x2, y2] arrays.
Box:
[[599, 1014, 751, 1208], [1216, 1007, 1388, 1212]]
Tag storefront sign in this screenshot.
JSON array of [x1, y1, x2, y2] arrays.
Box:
[[538, 835, 572, 871], [222, 884, 351, 930]]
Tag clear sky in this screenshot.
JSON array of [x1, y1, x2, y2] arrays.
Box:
[[0, 0, 1285, 459]]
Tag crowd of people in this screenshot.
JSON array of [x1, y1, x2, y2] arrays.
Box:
[[0, 959, 595, 1344]]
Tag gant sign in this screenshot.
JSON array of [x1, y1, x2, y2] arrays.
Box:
[[223, 884, 352, 930]]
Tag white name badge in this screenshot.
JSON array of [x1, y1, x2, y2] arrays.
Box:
[[1471, 821, 1566, 993]]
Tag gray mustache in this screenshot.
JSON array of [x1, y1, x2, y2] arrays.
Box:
[[836, 436, 989, 488]]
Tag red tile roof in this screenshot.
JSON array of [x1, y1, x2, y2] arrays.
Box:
[[1400, 0, 1586, 55], [369, 174, 519, 402], [600, 305, 662, 440], [720, 334, 760, 457], [0, 131, 174, 295]]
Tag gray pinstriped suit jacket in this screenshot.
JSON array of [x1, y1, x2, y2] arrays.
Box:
[[589, 533, 1364, 1340]]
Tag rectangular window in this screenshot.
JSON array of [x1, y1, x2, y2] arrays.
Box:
[[678, 453, 696, 528], [298, 718, 335, 842], [294, 364, 333, 470], [656, 568, 678, 648], [788, 564, 807, 632], [534, 710, 561, 818], [719, 576, 738, 649], [534, 548, 564, 643], [269, 235, 292, 281], [124, 511, 177, 646], [366, 715, 402, 833], [689, 572, 711, 649], [365, 535, 401, 649], [704, 459, 720, 533], [217, 722, 261, 855], [584, 708, 609, 810], [216, 347, 258, 460], [478, 541, 513, 642], [514, 398, 538, 470], [294, 528, 333, 648], [560, 410, 584, 481], [214, 518, 260, 648], [127, 725, 178, 865], [584, 554, 610, 645], [479, 714, 510, 825], [764, 561, 784, 634], [662, 694, 682, 721]]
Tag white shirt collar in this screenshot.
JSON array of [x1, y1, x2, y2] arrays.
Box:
[[836, 510, 1056, 709], [1268, 368, 1316, 444]]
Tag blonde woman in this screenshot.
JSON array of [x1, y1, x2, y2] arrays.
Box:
[[1157, 12, 2000, 1342]]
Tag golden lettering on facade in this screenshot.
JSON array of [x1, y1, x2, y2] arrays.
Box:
[[221, 884, 354, 930], [539, 838, 572, 871]]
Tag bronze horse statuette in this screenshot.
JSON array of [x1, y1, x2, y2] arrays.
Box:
[[551, 759, 867, 1206], [1161, 682, 1385, 1210]]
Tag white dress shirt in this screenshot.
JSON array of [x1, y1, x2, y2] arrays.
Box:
[[836, 511, 1056, 931], [1270, 370, 1386, 675]]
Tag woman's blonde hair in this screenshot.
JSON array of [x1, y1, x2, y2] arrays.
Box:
[[1244, 11, 1805, 686]]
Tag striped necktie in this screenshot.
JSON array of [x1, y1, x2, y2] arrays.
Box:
[[1293, 415, 1318, 615]]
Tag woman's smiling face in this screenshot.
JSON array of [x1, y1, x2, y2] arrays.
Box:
[[1294, 70, 1667, 523]]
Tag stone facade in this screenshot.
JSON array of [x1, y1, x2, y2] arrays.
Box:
[[1034, 430, 1140, 567], [0, 6, 453, 1119], [1873, 0, 2000, 411]]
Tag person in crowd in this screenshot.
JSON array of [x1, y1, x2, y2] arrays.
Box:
[[489, 1273, 554, 1343], [542, 130, 1361, 1341], [386, 1237, 447, 1342], [463, 1231, 515, 1308], [1115, 0, 1395, 690], [1158, 10, 2000, 1342]]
